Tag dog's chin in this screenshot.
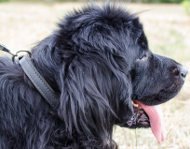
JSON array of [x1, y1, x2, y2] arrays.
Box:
[[122, 102, 150, 129], [162, 77, 185, 99], [132, 102, 150, 128], [125, 79, 185, 140], [135, 78, 185, 106], [122, 100, 166, 141], [165, 78, 184, 96], [129, 79, 184, 128]]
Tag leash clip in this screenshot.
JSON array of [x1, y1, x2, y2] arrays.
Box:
[[12, 50, 31, 63], [0, 42, 31, 63]]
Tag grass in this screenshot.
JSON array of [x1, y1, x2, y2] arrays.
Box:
[[0, 2, 190, 149]]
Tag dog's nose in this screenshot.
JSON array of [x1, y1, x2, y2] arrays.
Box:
[[171, 65, 188, 79], [180, 66, 188, 78]]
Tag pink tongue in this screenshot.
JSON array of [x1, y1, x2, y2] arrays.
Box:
[[136, 101, 165, 143]]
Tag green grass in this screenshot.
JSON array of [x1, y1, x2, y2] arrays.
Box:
[[0, 0, 9, 2], [183, 0, 190, 14], [151, 29, 189, 62]]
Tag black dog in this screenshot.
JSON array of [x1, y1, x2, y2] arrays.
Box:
[[0, 5, 187, 149]]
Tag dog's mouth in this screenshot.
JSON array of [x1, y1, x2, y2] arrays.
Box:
[[131, 101, 165, 143]]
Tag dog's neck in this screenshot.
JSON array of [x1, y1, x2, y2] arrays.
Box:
[[30, 42, 61, 94]]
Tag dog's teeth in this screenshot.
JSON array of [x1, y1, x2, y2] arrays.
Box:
[[133, 102, 138, 107]]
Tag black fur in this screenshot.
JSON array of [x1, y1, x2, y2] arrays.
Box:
[[0, 6, 186, 149]]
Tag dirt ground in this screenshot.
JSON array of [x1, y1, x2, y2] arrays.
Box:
[[0, 2, 190, 149]]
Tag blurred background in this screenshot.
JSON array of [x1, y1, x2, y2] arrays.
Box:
[[0, 0, 189, 148]]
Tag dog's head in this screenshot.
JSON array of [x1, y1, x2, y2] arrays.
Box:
[[32, 5, 187, 146]]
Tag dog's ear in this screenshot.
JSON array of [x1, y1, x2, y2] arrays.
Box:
[[56, 9, 135, 138], [71, 23, 135, 123], [57, 51, 134, 137], [57, 55, 117, 139]]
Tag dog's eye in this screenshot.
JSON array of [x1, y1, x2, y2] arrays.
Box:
[[138, 52, 148, 61]]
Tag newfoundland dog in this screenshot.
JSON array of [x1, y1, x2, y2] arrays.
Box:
[[0, 5, 187, 149]]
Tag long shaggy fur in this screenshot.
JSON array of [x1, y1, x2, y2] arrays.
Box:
[[0, 5, 185, 149]]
